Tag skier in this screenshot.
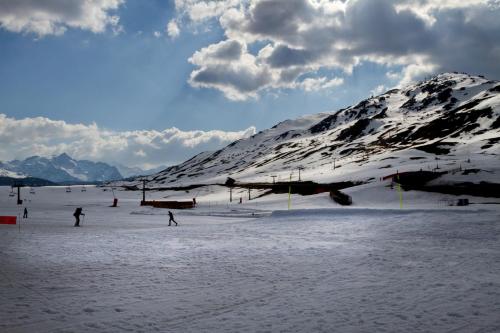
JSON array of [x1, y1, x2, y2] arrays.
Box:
[[168, 211, 178, 226], [73, 207, 85, 227], [23, 207, 28, 218]]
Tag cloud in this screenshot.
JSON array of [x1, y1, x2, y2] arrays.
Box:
[[299, 77, 344, 92], [187, 39, 344, 100], [0, 114, 256, 168], [172, 0, 500, 99], [370, 84, 387, 96], [188, 39, 273, 100], [167, 19, 180, 38], [0, 0, 124, 37], [174, 0, 241, 22], [153, 30, 162, 38]]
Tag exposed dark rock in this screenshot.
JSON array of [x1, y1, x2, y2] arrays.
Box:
[[489, 84, 500, 93], [415, 142, 456, 155], [337, 118, 371, 141], [409, 107, 493, 141], [491, 115, 500, 129], [437, 87, 453, 103], [309, 111, 341, 134]]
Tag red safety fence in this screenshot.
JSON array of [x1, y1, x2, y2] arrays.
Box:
[[0, 216, 17, 224]]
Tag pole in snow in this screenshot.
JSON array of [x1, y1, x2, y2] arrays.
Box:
[[142, 179, 146, 203], [288, 173, 292, 210], [397, 174, 403, 209]]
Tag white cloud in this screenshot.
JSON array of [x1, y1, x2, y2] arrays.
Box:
[[0, 114, 256, 168], [370, 84, 387, 96], [167, 19, 180, 38], [153, 30, 162, 38], [0, 0, 124, 37], [174, 0, 242, 22], [397, 62, 438, 87], [298, 77, 344, 92]]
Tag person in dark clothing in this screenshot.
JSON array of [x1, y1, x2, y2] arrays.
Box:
[[73, 207, 85, 227], [23, 207, 28, 218], [168, 211, 177, 226]]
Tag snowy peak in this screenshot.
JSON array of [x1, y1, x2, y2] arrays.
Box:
[[126, 73, 499, 188], [1, 154, 123, 183]]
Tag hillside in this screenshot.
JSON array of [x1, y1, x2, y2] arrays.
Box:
[[124, 73, 500, 189]]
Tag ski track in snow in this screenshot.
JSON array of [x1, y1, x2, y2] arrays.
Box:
[[1, 186, 500, 332]]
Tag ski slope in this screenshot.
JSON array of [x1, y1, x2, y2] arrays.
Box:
[[1, 185, 499, 332]]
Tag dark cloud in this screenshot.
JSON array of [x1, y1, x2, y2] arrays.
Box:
[[191, 64, 272, 94], [266, 45, 317, 68], [427, 6, 500, 77], [212, 40, 243, 60], [245, 0, 315, 40], [343, 0, 435, 55]]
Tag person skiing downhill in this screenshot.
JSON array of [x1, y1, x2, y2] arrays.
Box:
[[23, 207, 28, 218], [73, 207, 85, 227], [168, 211, 177, 226]]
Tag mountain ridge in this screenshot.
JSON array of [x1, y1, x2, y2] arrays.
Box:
[[120, 72, 500, 188]]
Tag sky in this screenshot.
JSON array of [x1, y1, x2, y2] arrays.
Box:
[[1, 0, 499, 169]]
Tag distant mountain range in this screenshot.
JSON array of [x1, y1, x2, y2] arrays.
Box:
[[0, 153, 122, 184], [0, 153, 168, 185]]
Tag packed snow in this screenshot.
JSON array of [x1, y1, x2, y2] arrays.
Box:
[[1, 184, 499, 332]]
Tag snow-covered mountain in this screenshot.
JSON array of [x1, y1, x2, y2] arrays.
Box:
[[0, 168, 24, 178], [0, 153, 123, 183], [122, 73, 500, 188]]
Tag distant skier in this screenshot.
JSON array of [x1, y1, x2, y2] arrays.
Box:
[[168, 211, 178, 226], [73, 207, 85, 227], [23, 207, 28, 218]]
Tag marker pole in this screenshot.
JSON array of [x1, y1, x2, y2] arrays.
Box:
[[397, 174, 403, 209]]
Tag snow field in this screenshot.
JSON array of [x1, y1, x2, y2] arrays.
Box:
[[1, 185, 499, 332]]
